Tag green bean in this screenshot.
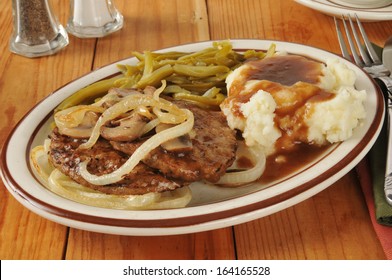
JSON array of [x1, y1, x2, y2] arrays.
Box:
[[57, 41, 276, 111], [173, 64, 230, 78], [203, 87, 221, 98], [173, 88, 225, 110], [55, 75, 122, 112], [136, 64, 174, 88], [113, 74, 141, 89], [163, 85, 192, 95], [131, 51, 145, 62], [151, 51, 189, 61], [172, 82, 223, 93], [243, 49, 267, 59], [118, 64, 141, 77], [142, 51, 154, 76]]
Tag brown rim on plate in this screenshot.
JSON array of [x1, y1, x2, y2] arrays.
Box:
[[0, 40, 385, 231], [327, 0, 392, 9]]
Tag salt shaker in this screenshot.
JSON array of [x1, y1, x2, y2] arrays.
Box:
[[66, 0, 124, 38], [9, 0, 69, 58]]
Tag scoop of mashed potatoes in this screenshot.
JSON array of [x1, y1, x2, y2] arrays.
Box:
[[220, 54, 366, 155]]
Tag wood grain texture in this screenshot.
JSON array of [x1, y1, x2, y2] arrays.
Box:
[[0, 0, 390, 260], [0, 0, 95, 260], [65, 228, 235, 260], [234, 173, 385, 259], [93, 0, 210, 68], [207, 0, 392, 52]]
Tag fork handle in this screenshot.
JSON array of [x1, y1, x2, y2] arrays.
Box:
[[384, 103, 392, 206], [375, 77, 392, 206]]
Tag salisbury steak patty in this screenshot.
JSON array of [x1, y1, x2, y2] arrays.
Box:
[[48, 128, 186, 195], [110, 101, 238, 183]]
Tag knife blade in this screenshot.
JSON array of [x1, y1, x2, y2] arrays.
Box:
[[380, 36, 392, 206], [382, 36, 392, 76]]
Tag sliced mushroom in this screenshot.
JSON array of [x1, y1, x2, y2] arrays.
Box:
[[100, 112, 149, 142], [156, 123, 193, 153], [58, 111, 100, 138]]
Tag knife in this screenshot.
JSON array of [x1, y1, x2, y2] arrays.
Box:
[[380, 36, 392, 206], [383, 36, 392, 76]]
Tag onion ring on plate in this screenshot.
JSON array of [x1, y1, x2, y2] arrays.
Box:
[[216, 142, 266, 187], [30, 142, 55, 182], [31, 143, 192, 210]]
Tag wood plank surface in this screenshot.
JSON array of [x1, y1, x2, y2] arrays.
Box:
[[207, 0, 392, 49], [0, 0, 96, 259], [207, 0, 388, 260], [65, 228, 235, 260], [0, 0, 390, 260], [93, 0, 210, 67]]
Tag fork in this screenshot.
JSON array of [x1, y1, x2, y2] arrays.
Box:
[[334, 14, 392, 206]]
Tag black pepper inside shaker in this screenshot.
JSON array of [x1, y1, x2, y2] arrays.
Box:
[[9, 0, 69, 58]]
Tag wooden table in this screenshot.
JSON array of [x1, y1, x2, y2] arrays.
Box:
[[1, 0, 391, 260]]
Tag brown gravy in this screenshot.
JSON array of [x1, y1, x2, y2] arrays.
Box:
[[246, 55, 323, 86], [259, 143, 330, 184], [231, 55, 334, 148], [225, 55, 336, 183]]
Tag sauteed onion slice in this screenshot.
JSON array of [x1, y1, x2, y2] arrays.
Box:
[[30, 142, 192, 209], [79, 109, 194, 185], [216, 142, 266, 187], [48, 169, 192, 209]]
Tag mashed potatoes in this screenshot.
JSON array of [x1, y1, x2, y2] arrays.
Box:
[[307, 85, 366, 144], [220, 54, 366, 155]]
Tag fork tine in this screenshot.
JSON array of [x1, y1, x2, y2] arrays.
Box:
[[347, 15, 372, 66], [354, 14, 382, 65], [341, 15, 364, 67], [334, 17, 351, 61]]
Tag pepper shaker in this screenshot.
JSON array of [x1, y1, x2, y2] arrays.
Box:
[[66, 0, 124, 38], [9, 0, 69, 58]]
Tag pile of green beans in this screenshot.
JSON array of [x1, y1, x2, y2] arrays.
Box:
[[56, 41, 275, 111]]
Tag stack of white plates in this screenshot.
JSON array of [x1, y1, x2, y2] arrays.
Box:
[[295, 0, 392, 21]]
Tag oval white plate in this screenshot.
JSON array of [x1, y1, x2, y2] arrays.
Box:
[[0, 40, 384, 236], [295, 0, 392, 21]]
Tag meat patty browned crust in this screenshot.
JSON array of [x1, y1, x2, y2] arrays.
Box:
[[111, 101, 238, 183], [48, 99, 237, 195], [49, 128, 186, 195]]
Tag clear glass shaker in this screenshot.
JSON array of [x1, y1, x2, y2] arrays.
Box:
[[66, 0, 124, 38], [9, 0, 69, 58]]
